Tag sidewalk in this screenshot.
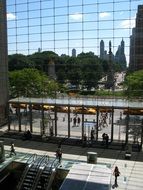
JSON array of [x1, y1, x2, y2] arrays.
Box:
[[1, 137, 143, 190]]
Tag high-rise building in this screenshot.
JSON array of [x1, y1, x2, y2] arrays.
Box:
[[0, 0, 9, 125], [129, 5, 143, 71], [100, 40, 105, 59], [72, 48, 76, 57], [100, 40, 114, 61], [115, 39, 127, 70]]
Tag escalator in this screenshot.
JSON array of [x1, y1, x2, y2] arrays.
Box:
[[17, 154, 49, 190], [34, 158, 59, 190], [20, 163, 40, 190], [17, 155, 59, 190]]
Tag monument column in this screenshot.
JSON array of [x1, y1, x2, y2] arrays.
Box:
[[0, 0, 9, 125]]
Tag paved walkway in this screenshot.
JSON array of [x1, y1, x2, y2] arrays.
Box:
[[1, 137, 143, 190]]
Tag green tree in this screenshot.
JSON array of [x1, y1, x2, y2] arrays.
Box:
[[124, 70, 143, 97], [8, 54, 34, 71], [77, 52, 103, 90], [28, 51, 59, 73], [9, 68, 59, 98]]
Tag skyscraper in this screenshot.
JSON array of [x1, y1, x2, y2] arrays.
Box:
[[0, 0, 9, 125], [100, 40, 114, 61], [129, 5, 143, 71], [115, 39, 126, 70], [100, 40, 105, 59]]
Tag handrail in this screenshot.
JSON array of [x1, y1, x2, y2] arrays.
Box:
[[26, 153, 37, 165], [17, 165, 31, 190], [38, 155, 48, 167], [17, 155, 48, 190], [31, 155, 50, 190], [18, 155, 53, 190], [17, 154, 37, 190], [50, 158, 59, 172]]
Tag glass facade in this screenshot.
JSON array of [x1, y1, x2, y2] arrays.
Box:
[[5, 0, 143, 146], [7, 0, 141, 61]]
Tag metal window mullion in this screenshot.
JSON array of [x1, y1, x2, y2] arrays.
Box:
[[27, 0, 30, 54], [67, 0, 69, 55]]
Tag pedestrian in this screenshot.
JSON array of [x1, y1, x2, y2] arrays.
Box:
[[56, 146, 62, 163], [105, 134, 109, 148], [102, 133, 106, 144], [50, 126, 53, 136], [82, 133, 87, 147], [77, 117, 81, 127], [10, 142, 16, 156], [90, 128, 95, 142], [113, 166, 120, 186], [73, 117, 76, 127]]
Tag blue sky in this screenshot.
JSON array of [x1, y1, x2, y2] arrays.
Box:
[[6, 0, 143, 64]]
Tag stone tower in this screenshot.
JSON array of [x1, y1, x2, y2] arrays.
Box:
[[48, 59, 56, 80], [72, 48, 76, 57], [0, 0, 9, 125]]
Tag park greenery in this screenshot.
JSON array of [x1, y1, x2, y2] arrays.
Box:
[[124, 70, 143, 98], [9, 68, 59, 98], [8, 51, 143, 98]]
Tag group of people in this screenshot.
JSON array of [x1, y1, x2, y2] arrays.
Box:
[[82, 128, 95, 147], [73, 116, 81, 127], [23, 130, 32, 140]]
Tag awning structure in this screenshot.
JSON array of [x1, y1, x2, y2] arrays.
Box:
[[9, 97, 143, 109], [59, 162, 112, 190]]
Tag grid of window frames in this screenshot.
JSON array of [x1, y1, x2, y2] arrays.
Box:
[[7, 0, 143, 94], [6, 0, 143, 140], [7, 0, 141, 57]]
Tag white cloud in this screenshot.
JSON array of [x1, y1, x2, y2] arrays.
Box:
[[120, 17, 135, 29], [119, 12, 124, 15], [69, 13, 82, 21], [7, 13, 16, 20], [99, 12, 110, 18]]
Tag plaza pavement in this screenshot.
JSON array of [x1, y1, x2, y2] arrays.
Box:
[[1, 136, 143, 190]]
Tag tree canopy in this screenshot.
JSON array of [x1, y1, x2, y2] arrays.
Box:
[[9, 68, 59, 98], [124, 70, 143, 97], [8, 50, 123, 94]]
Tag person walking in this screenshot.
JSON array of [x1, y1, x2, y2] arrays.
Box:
[[56, 146, 62, 163], [77, 117, 81, 127], [10, 142, 16, 157], [113, 166, 120, 187], [82, 133, 87, 147], [102, 133, 106, 145], [90, 128, 95, 142], [105, 134, 109, 148], [73, 117, 76, 127]]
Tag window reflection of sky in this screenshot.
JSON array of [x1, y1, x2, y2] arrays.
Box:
[[7, 0, 142, 62]]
